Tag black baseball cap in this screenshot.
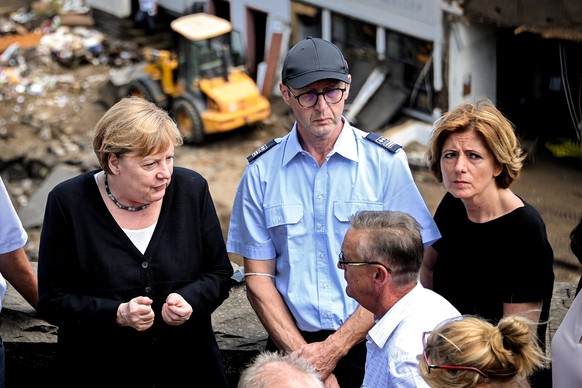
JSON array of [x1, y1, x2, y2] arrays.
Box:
[[282, 37, 350, 89]]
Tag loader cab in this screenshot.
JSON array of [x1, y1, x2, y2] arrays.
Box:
[[115, 12, 271, 145], [176, 29, 246, 89], [172, 13, 247, 91]]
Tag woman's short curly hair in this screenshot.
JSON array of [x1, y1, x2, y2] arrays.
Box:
[[426, 99, 526, 189]]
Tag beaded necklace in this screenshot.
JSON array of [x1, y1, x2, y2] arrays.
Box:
[[103, 172, 149, 211]]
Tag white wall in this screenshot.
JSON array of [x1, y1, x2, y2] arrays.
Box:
[[447, 21, 497, 109], [157, 0, 201, 14], [295, 0, 444, 94], [229, 0, 290, 33], [302, 0, 439, 40], [229, 0, 291, 95]]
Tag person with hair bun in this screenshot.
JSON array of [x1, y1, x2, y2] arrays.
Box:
[[419, 315, 547, 388]]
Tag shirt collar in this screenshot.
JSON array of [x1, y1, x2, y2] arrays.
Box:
[[282, 117, 358, 165], [334, 118, 358, 161], [368, 282, 423, 344]]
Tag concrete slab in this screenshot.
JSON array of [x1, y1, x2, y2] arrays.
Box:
[[17, 164, 79, 229]]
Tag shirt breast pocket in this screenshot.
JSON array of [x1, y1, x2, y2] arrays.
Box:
[[333, 201, 383, 241], [265, 204, 305, 257], [265, 204, 304, 263], [333, 201, 384, 221]]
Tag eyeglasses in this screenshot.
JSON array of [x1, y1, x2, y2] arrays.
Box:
[[286, 86, 346, 108], [337, 251, 392, 273], [422, 331, 490, 378]]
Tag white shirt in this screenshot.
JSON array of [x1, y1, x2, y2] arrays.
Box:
[[123, 223, 156, 254], [362, 283, 461, 388], [551, 289, 582, 388], [0, 177, 28, 311]]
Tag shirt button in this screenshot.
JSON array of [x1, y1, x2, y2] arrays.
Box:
[[141, 261, 149, 269], [145, 287, 152, 294]]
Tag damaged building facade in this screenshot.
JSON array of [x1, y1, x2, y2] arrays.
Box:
[[189, 0, 582, 153]]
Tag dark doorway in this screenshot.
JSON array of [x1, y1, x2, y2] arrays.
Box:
[[245, 8, 267, 79], [496, 30, 582, 146], [211, 0, 230, 20]]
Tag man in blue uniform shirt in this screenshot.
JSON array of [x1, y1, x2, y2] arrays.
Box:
[[227, 36, 440, 387]]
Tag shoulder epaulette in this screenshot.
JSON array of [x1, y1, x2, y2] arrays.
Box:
[[364, 132, 402, 153], [247, 138, 281, 163]]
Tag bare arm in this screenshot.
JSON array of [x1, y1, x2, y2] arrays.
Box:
[[503, 301, 542, 323], [244, 257, 371, 384], [420, 246, 437, 289], [0, 247, 38, 310], [244, 258, 307, 352], [296, 305, 374, 380]]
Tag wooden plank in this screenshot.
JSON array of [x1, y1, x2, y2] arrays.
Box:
[[261, 31, 282, 98], [0, 32, 42, 54]]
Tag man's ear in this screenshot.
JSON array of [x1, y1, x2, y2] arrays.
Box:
[[280, 82, 292, 106], [344, 77, 351, 98], [374, 265, 389, 283]]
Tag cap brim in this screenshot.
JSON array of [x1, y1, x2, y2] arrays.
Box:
[[285, 71, 350, 89]]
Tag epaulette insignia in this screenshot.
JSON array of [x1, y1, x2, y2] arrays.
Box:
[[247, 138, 281, 163], [364, 132, 402, 153]]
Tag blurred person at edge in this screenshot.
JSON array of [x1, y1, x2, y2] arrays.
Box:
[[420, 315, 547, 388], [420, 99, 555, 387], [0, 177, 39, 388], [340, 210, 460, 388], [135, 0, 157, 35], [571, 216, 582, 296], [227, 37, 440, 388], [37, 96, 233, 388], [551, 215, 582, 388]]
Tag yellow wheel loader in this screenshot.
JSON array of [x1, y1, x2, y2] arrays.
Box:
[[101, 13, 271, 144]]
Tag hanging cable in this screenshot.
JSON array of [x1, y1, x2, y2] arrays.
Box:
[[559, 43, 582, 141]]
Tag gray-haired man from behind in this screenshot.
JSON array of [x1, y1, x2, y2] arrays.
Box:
[[340, 210, 460, 387]]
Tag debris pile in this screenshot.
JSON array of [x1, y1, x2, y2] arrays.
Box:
[[0, 1, 143, 206]]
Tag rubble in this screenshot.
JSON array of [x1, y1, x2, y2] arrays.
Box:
[[0, 0, 144, 208]]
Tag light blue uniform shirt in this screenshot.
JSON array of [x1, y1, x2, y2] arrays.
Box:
[[227, 121, 440, 331], [0, 177, 28, 311]]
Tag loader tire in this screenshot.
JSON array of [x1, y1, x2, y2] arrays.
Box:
[[127, 79, 168, 109], [172, 98, 204, 145]]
